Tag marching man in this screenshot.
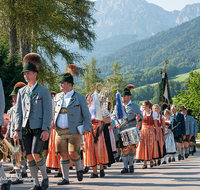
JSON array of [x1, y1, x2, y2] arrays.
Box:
[[14, 53, 52, 190], [51, 64, 91, 185]]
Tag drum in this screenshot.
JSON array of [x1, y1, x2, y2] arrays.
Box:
[[120, 127, 140, 146]]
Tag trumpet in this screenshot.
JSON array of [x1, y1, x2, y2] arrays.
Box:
[[0, 138, 19, 155], [13, 139, 22, 169]]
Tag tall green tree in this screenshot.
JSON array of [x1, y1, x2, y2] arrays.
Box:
[[174, 71, 200, 126]]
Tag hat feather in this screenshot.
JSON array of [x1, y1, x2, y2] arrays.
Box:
[[125, 84, 134, 90], [50, 91, 57, 96], [22, 53, 42, 67], [66, 64, 79, 77], [14, 82, 26, 89]]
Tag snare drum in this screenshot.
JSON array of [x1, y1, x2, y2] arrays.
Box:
[[120, 127, 140, 146]]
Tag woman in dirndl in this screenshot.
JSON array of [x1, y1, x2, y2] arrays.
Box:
[[136, 100, 159, 169], [162, 109, 176, 164], [83, 93, 109, 178], [152, 104, 165, 166]]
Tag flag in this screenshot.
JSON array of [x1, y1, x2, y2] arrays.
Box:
[[159, 72, 172, 110]]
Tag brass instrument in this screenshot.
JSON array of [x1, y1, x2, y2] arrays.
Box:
[[13, 139, 22, 169], [0, 138, 19, 155]]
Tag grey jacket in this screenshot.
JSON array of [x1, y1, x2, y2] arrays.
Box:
[[54, 91, 91, 134], [15, 83, 52, 133], [192, 118, 198, 135], [184, 115, 194, 135], [0, 78, 5, 126], [111, 101, 143, 132], [7, 106, 22, 139]]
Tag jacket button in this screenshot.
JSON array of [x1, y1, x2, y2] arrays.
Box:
[[73, 121, 74, 123], [26, 110, 28, 111], [34, 118, 36, 119], [72, 114, 74, 116], [33, 111, 35, 113], [33, 104, 35, 106], [71, 107, 73, 109], [26, 117, 27, 119], [27, 103, 29, 105]]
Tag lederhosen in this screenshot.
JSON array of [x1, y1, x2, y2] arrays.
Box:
[[172, 115, 183, 143]]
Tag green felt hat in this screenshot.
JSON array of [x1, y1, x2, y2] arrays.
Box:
[[179, 105, 187, 111], [59, 73, 74, 84], [22, 62, 38, 73], [9, 88, 19, 96], [10, 82, 26, 96], [121, 84, 134, 96]]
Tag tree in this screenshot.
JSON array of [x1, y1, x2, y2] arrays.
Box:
[[174, 71, 200, 127], [81, 56, 102, 94], [0, 0, 96, 67]]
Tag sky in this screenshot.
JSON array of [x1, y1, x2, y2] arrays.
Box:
[[146, 0, 200, 11]]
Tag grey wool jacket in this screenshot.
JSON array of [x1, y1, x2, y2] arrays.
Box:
[[53, 91, 91, 134], [15, 83, 52, 133], [0, 78, 5, 126]]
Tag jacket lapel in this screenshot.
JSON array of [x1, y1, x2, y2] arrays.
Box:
[[67, 91, 76, 107], [25, 86, 31, 102]]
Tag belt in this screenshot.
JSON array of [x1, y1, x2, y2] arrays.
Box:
[[59, 107, 67, 114]]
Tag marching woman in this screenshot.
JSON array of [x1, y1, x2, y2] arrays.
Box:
[[162, 109, 176, 164], [83, 93, 109, 178], [152, 104, 165, 166], [136, 100, 159, 169]]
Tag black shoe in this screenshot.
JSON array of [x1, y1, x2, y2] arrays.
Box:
[[162, 161, 167, 164], [119, 158, 123, 162], [172, 157, 175, 162], [41, 177, 48, 190], [57, 179, 69, 185], [30, 185, 41, 190], [108, 164, 111, 167], [100, 169, 105, 177], [77, 170, 83, 181], [12, 178, 23, 185], [153, 162, 157, 166], [178, 154, 181, 161], [168, 157, 171, 163], [115, 156, 120, 162], [189, 151, 192, 155], [129, 165, 134, 173], [54, 173, 62, 178], [181, 156, 184, 160], [142, 165, 147, 169], [1, 180, 11, 190], [21, 172, 28, 178], [9, 169, 16, 174], [157, 160, 161, 166], [135, 159, 141, 163], [150, 162, 154, 168], [46, 168, 51, 173], [121, 168, 129, 173], [191, 151, 194, 155], [89, 173, 98, 178], [83, 167, 90, 174], [185, 153, 189, 159], [103, 165, 107, 169], [69, 166, 73, 170]]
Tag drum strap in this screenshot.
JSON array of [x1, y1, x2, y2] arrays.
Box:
[[125, 118, 136, 129], [91, 122, 105, 143]]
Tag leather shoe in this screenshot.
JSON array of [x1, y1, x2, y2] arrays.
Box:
[[129, 165, 134, 173], [1, 180, 11, 190], [41, 178, 48, 190], [77, 170, 83, 181], [150, 162, 154, 168], [30, 185, 41, 190], [83, 167, 90, 174], [178, 154, 181, 161], [162, 161, 167, 164], [89, 173, 98, 178], [57, 179, 69, 185], [185, 153, 189, 159], [153, 162, 157, 166], [142, 165, 147, 169], [181, 156, 184, 160], [172, 157, 175, 162], [12, 178, 23, 185], [157, 160, 161, 166], [54, 173, 62, 178], [168, 157, 171, 163], [9, 169, 16, 174], [100, 169, 105, 177], [21, 172, 28, 178], [121, 168, 129, 173], [46, 168, 51, 173], [136, 159, 141, 163]]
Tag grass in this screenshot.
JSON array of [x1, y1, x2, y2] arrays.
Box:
[[134, 68, 200, 91]]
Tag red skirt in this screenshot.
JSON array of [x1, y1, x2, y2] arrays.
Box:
[[136, 125, 159, 160], [83, 122, 109, 167]]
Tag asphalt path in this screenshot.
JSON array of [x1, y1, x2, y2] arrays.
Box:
[[2, 149, 200, 190]]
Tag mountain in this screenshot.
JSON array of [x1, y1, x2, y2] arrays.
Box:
[[96, 16, 200, 76], [93, 0, 200, 41]]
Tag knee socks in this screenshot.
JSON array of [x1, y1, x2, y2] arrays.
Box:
[[121, 154, 128, 169]]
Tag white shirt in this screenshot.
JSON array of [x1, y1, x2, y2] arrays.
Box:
[[143, 110, 157, 120], [29, 82, 38, 96], [124, 100, 132, 109], [56, 90, 74, 129]]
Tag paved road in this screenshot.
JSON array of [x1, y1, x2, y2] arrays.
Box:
[[3, 149, 200, 190]]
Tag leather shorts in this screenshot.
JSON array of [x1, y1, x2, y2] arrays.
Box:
[[55, 128, 81, 153], [22, 126, 44, 156]]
